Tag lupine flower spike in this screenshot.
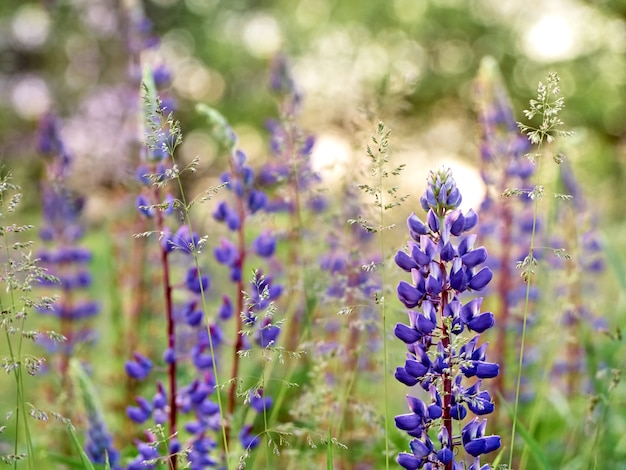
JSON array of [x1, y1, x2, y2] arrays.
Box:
[[473, 57, 537, 399], [35, 113, 101, 436], [394, 168, 500, 469]]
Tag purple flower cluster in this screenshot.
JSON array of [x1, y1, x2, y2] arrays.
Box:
[[257, 54, 324, 214], [394, 168, 500, 469], [317, 184, 382, 373], [211, 138, 282, 449], [213, 149, 275, 281], [125, 66, 230, 468], [473, 57, 540, 397], [36, 113, 99, 355], [547, 162, 606, 393], [84, 394, 122, 469], [36, 112, 114, 464]]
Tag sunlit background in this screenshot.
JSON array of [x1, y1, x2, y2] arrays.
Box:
[[1, 0, 625, 221]]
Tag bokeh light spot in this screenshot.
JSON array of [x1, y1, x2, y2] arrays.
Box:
[[11, 4, 50, 49], [523, 14, 575, 62], [243, 14, 282, 58], [11, 75, 50, 119], [310, 133, 352, 183]]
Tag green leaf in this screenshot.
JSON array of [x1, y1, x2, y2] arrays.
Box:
[[196, 103, 237, 151], [499, 396, 550, 470], [64, 421, 96, 470], [47, 453, 98, 469]]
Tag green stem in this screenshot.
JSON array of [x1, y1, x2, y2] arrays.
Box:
[[508, 144, 544, 470], [1, 220, 34, 470], [376, 139, 390, 470], [171, 158, 231, 467]]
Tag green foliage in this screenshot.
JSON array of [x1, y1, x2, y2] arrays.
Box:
[[2, 2, 626, 469]]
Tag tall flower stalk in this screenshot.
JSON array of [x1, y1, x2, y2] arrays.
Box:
[[126, 72, 215, 469], [473, 57, 535, 400], [319, 184, 381, 438], [394, 168, 500, 469], [261, 54, 321, 349], [198, 101, 284, 465], [35, 113, 99, 385]]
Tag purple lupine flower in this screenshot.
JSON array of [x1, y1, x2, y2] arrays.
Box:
[[198, 109, 284, 456], [152, 382, 169, 425], [37, 112, 73, 179], [185, 267, 210, 294], [162, 225, 201, 255], [253, 231, 277, 258], [247, 270, 282, 313], [240, 424, 261, 450], [84, 420, 121, 469], [394, 168, 499, 469], [74, 361, 121, 470], [249, 388, 273, 413], [257, 54, 323, 215], [35, 113, 100, 377], [125, 352, 153, 380], [473, 57, 540, 399], [127, 439, 161, 470], [461, 418, 501, 457], [127, 396, 153, 424], [257, 318, 281, 348], [545, 161, 606, 394], [127, 66, 231, 469]]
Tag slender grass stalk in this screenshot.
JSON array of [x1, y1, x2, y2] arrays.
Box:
[[141, 71, 233, 468], [226, 163, 248, 446], [509, 72, 570, 469], [64, 420, 96, 470], [173, 172, 231, 466], [508, 184, 540, 469], [375, 136, 391, 470], [334, 293, 365, 443], [588, 368, 621, 468], [517, 249, 574, 469], [0, 174, 37, 470], [352, 121, 406, 469], [164, 97, 233, 465], [261, 367, 269, 469]]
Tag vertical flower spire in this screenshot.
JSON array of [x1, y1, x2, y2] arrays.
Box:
[[35, 112, 99, 383], [473, 57, 537, 399], [126, 68, 208, 470], [394, 168, 500, 469], [199, 101, 283, 455]]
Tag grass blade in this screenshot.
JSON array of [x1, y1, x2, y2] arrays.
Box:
[[326, 427, 333, 470], [64, 420, 96, 470], [499, 393, 550, 469]]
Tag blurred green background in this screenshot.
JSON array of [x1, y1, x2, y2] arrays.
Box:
[[1, 0, 625, 222]]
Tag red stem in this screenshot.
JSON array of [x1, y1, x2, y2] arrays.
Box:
[[154, 186, 177, 470], [281, 113, 305, 352], [59, 283, 72, 381], [494, 203, 513, 400], [226, 160, 248, 446], [439, 262, 453, 470]]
